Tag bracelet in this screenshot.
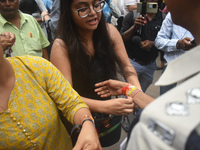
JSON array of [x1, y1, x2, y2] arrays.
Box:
[[42, 14, 50, 22], [122, 84, 131, 96], [131, 89, 142, 99], [122, 84, 138, 97], [80, 115, 94, 125], [127, 86, 138, 97], [81, 119, 94, 126]]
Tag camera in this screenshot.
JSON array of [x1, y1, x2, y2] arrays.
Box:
[[137, 2, 158, 15]]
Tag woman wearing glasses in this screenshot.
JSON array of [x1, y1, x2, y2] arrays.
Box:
[[51, 0, 141, 147]]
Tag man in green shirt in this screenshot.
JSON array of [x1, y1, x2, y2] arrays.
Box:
[[0, 0, 50, 60]]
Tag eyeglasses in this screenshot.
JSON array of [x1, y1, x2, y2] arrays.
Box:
[[72, 1, 105, 18]]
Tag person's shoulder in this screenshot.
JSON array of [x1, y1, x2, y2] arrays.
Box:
[[13, 55, 52, 68], [53, 38, 67, 48], [107, 23, 122, 42], [107, 23, 119, 34], [125, 11, 134, 19]]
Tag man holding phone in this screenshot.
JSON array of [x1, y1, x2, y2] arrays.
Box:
[[120, 0, 164, 92], [155, 12, 195, 95]]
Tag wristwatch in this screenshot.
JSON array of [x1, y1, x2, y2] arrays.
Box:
[[42, 14, 49, 22]]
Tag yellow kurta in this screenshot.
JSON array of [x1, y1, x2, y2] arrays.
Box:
[[0, 56, 88, 150]]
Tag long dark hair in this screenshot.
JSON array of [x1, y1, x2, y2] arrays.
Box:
[[56, 0, 117, 95]]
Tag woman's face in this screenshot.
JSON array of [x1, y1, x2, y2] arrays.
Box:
[[71, 0, 103, 32]]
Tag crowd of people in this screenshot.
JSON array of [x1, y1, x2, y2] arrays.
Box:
[[0, 0, 199, 149]]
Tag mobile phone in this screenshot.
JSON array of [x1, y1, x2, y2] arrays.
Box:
[[190, 39, 196, 45], [137, 2, 158, 14]]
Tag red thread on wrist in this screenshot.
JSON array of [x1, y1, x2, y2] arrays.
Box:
[[122, 84, 131, 97], [131, 90, 142, 99], [80, 115, 94, 125]]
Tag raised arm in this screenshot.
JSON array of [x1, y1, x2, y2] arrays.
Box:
[[95, 79, 154, 108], [108, 23, 141, 89], [120, 13, 145, 42]]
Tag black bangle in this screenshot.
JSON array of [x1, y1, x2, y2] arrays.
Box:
[[81, 118, 94, 126]]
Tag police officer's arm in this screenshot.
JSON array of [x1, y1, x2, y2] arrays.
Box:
[[95, 79, 154, 108]]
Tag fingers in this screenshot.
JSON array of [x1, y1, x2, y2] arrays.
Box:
[[96, 88, 111, 98], [184, 37, 193, 42], [122, 109, 133, 115], [41, 11, 49, 17], [135, 16, 146, 26], [122, 98, 134, 106], [118, 98, 134, 114], [95, 81, 111, 98], [9, 33, 15, 41], [94, 85, 107, 92], [182, 38, 195, 50], [1, 32, 15, 40], [95, 81, 107, 87], [94, 86, 110, 96], [1, 32, 9, 37], [183, 38, 192, 45], [0, 32, 15, 44]]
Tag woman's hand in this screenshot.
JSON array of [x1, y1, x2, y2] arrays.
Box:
[[103, 98, 134, 116], [95, 79, 129, 97], [73, 121, 102, 150], [0, 32, 15, 51]]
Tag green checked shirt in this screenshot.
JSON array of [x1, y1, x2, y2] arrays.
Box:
[[0, 11, 50, 57]]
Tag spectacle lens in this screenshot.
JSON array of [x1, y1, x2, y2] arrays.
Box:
[[78, 1, 105, 18]]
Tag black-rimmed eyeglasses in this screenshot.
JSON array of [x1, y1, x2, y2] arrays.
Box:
[[72, 1, 105, 18]]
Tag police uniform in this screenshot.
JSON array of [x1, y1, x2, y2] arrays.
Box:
[[126, 45, 200, 150]]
